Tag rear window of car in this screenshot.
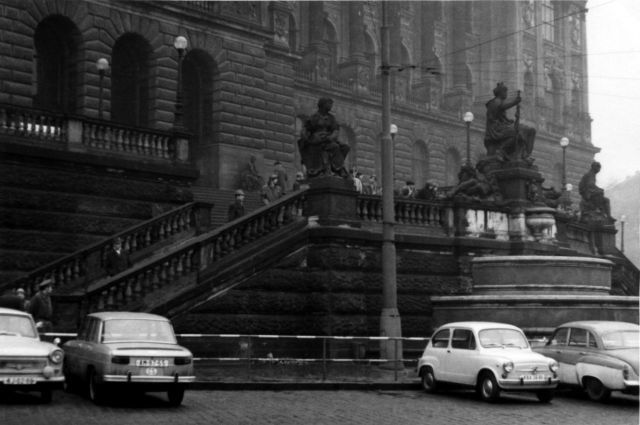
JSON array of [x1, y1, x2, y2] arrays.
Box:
[[601, 331, 640, 349], [0, 314, 37, 338], [102, 319, 176, 343]]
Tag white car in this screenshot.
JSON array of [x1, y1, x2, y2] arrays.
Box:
[[62, 312, 195, 406], [533, 320, 639, 401], [417, 321, 559, 402], [0, 307, 65, 402]]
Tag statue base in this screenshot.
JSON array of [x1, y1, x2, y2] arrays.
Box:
[[481, 157, 544, 208], [304, 176, 361, 227]]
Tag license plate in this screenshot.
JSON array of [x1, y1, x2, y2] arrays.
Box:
[[521, 374, 548, 381], [135, 359, 169, 367], [2, 376, 37, 385]]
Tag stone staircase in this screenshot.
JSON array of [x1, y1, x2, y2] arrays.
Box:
[[192, 186, 266, 228]]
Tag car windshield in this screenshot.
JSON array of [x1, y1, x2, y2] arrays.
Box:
[[0, 314, 38, 338], [601, 331, 639, 349], [478, 328, 529, 349], [102, 319, 176, 343]]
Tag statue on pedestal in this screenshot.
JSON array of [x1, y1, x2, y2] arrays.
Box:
[[484, 82, 536, 163], [297, 97, 350, 178], [448, 162, 502, 202], [578, 161, 612, 223]]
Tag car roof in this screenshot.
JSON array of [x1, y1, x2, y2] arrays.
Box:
[[557, 320, 639, 333], [436, 322, 522, 332], [0, 307, 30, 317], [88, 311, 170, 321]]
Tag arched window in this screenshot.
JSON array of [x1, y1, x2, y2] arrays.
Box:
[[445, 148, 461, 186], [183, 49, 214, 143], [323, 19, 338, 72], [412, 141, 430, 188], [34, 15, 81, 113], [112, 33, 152, 127]]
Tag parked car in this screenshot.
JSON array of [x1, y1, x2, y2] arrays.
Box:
[[0, 307, 64, 402], [417, 321, 559, 402], [62, 311, 195, 406], [533, 320, 639, 402]]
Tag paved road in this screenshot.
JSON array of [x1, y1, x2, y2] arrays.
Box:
[[1, 388, 637, 425]]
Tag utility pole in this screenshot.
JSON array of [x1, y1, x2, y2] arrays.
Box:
[[379, 1, 402, 368]]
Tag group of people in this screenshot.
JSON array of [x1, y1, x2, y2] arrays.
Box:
[[350, 169, 381, 195], [229, 161, 308, 222], [0, 279, 53, 331]]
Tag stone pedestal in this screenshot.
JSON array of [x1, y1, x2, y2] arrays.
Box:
[[483, 158, 544, 208], [304, 176, 360, 227]]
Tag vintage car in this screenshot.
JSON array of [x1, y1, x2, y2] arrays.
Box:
[[0, 307, 64, 402], [417, 321, 559, 402], [533, 320, 639, 401], [62, 311, 195, 406]]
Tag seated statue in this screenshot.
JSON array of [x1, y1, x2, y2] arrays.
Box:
[[578, 161, 612, 222], [297, 97, 350, 178], [240, 155, 264, 192], [484, 82, 536, 163], [448, 162, 501, 202]]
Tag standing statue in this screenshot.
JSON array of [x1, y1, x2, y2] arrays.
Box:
[[484, 82, 536, 163], [578, 161, 612, 222], [297, 97, 350, 178], [240, 155, 265, 192]]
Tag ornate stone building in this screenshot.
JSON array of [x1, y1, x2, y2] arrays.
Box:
[[1, 0, 596, 195]]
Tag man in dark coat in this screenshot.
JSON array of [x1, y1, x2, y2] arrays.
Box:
[[228, 189, 246, 222], [105, 237, 131, 276], [29, 279, 53, 331]]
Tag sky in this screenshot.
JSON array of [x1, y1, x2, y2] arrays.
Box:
[[587, 0, 640, 187]]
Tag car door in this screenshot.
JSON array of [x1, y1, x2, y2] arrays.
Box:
[[446, 328, 478, 385], [559, 327, 590, 385], [541, 327, 573, 382], [429, 328, 451, 381]]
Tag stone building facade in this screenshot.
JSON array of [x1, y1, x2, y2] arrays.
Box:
[[0, 0, 597, 198]]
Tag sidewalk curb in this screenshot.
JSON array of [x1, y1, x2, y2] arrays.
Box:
[[191, 381, 421, 391]]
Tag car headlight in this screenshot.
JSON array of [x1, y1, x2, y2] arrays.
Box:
[[49, 349, 63, 364], [502, 361, 514, 373], [549, 361, 559, 373]]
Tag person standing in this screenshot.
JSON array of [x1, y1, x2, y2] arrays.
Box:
[[228, 189, 246, 222], [29, 279, 53, 331], [274, 161, 289, 194], [261, 174, 282, 205], [292, 171, 306, 191], [105, 237, 131, 277]]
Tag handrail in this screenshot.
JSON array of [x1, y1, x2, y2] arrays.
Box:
[[0, 103, 186, 162], [357, 195, 449, 228], [83, 189, 308, 313], [5, 202, 212, 298]]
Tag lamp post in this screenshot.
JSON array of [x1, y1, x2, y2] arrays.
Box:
[[620, 215, 626, 253], [96, 58, 109, 120], [173, 36, 188, 130], [463, 111, 474, 165], [379, 1, 402, 368], [560, 137, 569, 190]]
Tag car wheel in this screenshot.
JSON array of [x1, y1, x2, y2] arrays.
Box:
[[40, 388, 53, 403], [584, 377, 611, 402], [478, 372, 501, 402], [167, 386, 185, 407], [88, 369, 104, 404], [536, 389, 554, 403], [420, 367, 438, 393]]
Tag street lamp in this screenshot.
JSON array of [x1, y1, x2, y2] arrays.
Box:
[[379, 1, 402, 368], [463, 111, 474, 165], [620, 215, 626, 253], [96, 58, 109, 120], [560, 137, 569, 190], [173, 36, 188, 130]]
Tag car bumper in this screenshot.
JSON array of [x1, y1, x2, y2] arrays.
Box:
[[103, 374, 196, 383], [498, 376, 559, 391]]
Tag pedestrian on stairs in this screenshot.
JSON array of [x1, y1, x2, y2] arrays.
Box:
[[105, 237, 131, 277], [29, 279, 53, 332], [228, 189, 246, 222]]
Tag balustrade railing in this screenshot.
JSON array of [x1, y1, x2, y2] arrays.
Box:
[[85, 190, 307, 312], [356, 195, 447, 229], [7, 202, 211, 299], [0, 103, 186, 162]]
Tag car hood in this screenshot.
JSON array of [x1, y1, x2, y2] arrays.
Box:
[[0, 336, 57, 356], [486, 348, 554, 364]]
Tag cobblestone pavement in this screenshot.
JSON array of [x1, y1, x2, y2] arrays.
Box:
[[1, 388, 637, 425]]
